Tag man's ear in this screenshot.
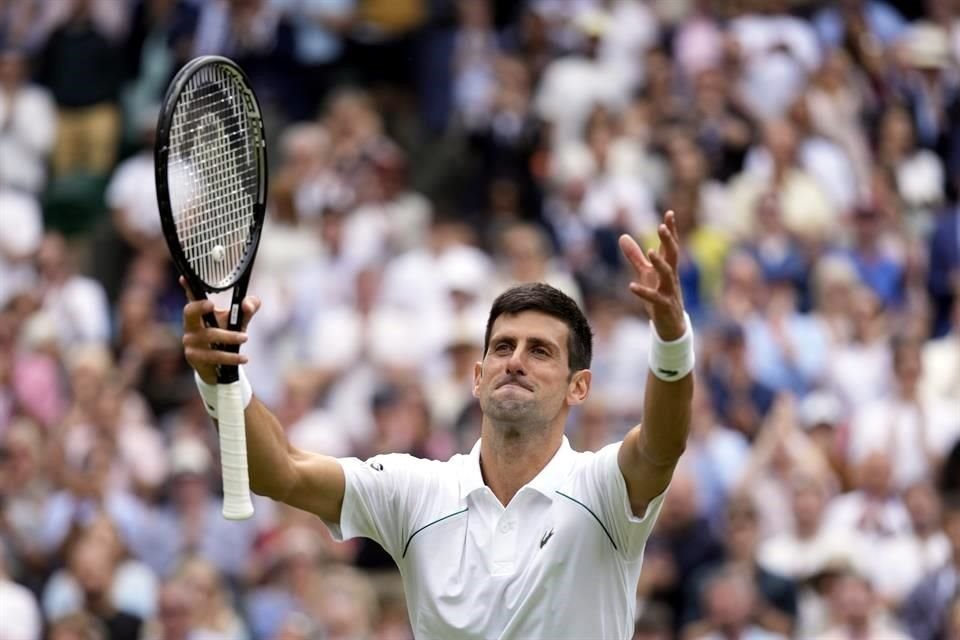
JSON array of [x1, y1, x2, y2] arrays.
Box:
[[566, 369, 591, 406], [472, 361, 483, 398]]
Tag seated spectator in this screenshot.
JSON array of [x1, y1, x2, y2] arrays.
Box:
[[42, 516, 157, 622], [35, 232, 110, 348], [900, 492, 960, 640], [46, 534, 143, 640], [0, 538, 41, 640], [846, 334, 960, 489], [0, 189, 43, 310], [684, 563, 788, 640], [815, 568, 910, 639], [174, 557, 248, 640], [726, 119, 835, 243], [684, 495, 797, 638], [839, 203, 906, 309]]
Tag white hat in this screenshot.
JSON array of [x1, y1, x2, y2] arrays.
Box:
[[169, 437, 212, 476], [902, 22, 952, 69], [439, 247, 491, 297], [799, 391, 844, 429], [573, 10, 610, 38]]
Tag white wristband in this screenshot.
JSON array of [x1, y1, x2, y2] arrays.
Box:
[[649, 313, 695, 382], [195, 367, 253, 419]]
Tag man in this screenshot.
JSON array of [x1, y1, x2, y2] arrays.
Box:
[[181, 212, 694, 638], [900, 492, 960, 640]]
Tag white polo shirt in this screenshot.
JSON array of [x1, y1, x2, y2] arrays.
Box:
[[329, 437, 666, 640]]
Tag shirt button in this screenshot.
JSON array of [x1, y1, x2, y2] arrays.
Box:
[[498, 522, 510, 534]]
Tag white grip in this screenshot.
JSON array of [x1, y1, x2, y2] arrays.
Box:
[[218, 381, 254, 520]]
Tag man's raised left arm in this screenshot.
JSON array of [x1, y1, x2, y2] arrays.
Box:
[[616, 211, 694, 516]]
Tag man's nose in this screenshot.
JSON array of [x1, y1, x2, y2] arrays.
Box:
[[506, 349, 526, 375]]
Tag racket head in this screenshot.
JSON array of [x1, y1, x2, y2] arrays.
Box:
[[155, 55, 267, 296]]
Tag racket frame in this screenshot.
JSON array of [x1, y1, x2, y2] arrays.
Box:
[[155, 55, 268, 519]]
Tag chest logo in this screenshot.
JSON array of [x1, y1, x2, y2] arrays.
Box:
[[540, 528, 555, 548]]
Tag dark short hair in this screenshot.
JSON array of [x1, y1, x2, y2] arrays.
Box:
[[483, 283, 593, 372]]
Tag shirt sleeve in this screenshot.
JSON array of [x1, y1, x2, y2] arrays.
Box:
[[576, 442, 667, 561], [327, 453, 434, 559]]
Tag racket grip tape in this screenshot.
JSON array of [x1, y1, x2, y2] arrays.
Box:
[[218, 381, 255, 520]]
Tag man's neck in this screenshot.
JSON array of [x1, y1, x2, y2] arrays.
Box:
[[479, 424, 562, 507]]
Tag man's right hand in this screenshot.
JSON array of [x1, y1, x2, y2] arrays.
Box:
[[180, 277, 260, 384]]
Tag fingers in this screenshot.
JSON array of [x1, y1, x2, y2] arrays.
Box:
[[618, 233, 652, 274], [628, 281, 670, 308], [183, 328, 249, 372], [184, 327, 248, 347], [183, 298, 216, 331], [183, 345, 249, 368], [179, 276, 196, 302], [239, 296, 261, 333], [658, 211, 681, 268], [647, 249, 678, 294]]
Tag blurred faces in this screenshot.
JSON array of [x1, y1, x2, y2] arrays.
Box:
[[856, 452, 893, 497], [791, 478, 826, 535], [500, 224, 551, 282], [763, 119, 799, 169], [829, 572, 874, 627], [703, 566, 757, 630], [70, 538, 115, 604], [0, 50, 26, 90]]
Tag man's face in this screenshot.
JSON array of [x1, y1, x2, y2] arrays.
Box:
[[474, 311, 589, 430]]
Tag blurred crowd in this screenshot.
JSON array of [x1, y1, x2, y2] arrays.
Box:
[[2, 0, 960, 638]]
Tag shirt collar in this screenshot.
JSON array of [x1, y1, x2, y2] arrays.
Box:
[[462, 436, 574, 502]]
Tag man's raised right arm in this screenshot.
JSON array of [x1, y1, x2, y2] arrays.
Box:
[[181, 285, 345, 524]]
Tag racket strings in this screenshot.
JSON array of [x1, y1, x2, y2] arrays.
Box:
[[167, 64, 260, 288]]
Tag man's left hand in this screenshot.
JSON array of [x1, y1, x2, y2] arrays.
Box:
[[618, 211, 687, 341]]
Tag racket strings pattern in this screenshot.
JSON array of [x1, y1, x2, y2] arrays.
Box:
[[167, 64, 260, 289]]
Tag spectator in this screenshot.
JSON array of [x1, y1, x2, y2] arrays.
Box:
[[684, 494, 798, 637], [99, 107, 165, 299], [900, 493, 960, 639], [533, 10, 633, 148], [928, 199, 960, 337], [47, 611, 108, 640], [813, 0, 907, 52], [35, 232, 111, 348], [272, 0, 354, 120], [815, 568, 911, 639], [0, 47, 56, 193], [685, 563, 788, 640], [50, 535, 143, 640], [135, 437, 260, 581], [140, 579, 204, 640], [175, 557, 248, 639], [0, 538, 41, 640], [727, 118, 835, 243], [0, 189, 42, 310], [921, 296, 960, 404], [846, 334, 960, 488], [34, 0, 127, 177]]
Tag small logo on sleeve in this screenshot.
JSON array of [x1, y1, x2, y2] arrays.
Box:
[[369, 462, 384, 471], [540, 528, 555, 548], [657, 368, 679, 378]]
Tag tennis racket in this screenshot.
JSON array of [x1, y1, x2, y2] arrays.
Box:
[[155, 56, 267, 520]]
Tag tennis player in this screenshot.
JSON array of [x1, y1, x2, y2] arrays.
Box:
[[182, 211, 694, 639]]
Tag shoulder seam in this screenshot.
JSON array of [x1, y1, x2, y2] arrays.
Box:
[[401, 507, 469, 559], [555, 490, 618, 551]]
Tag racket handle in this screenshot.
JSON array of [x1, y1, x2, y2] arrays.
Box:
[[218, 381, 254, 520]]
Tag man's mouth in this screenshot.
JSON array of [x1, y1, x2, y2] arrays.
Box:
[[498, 379, 532, 391]]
